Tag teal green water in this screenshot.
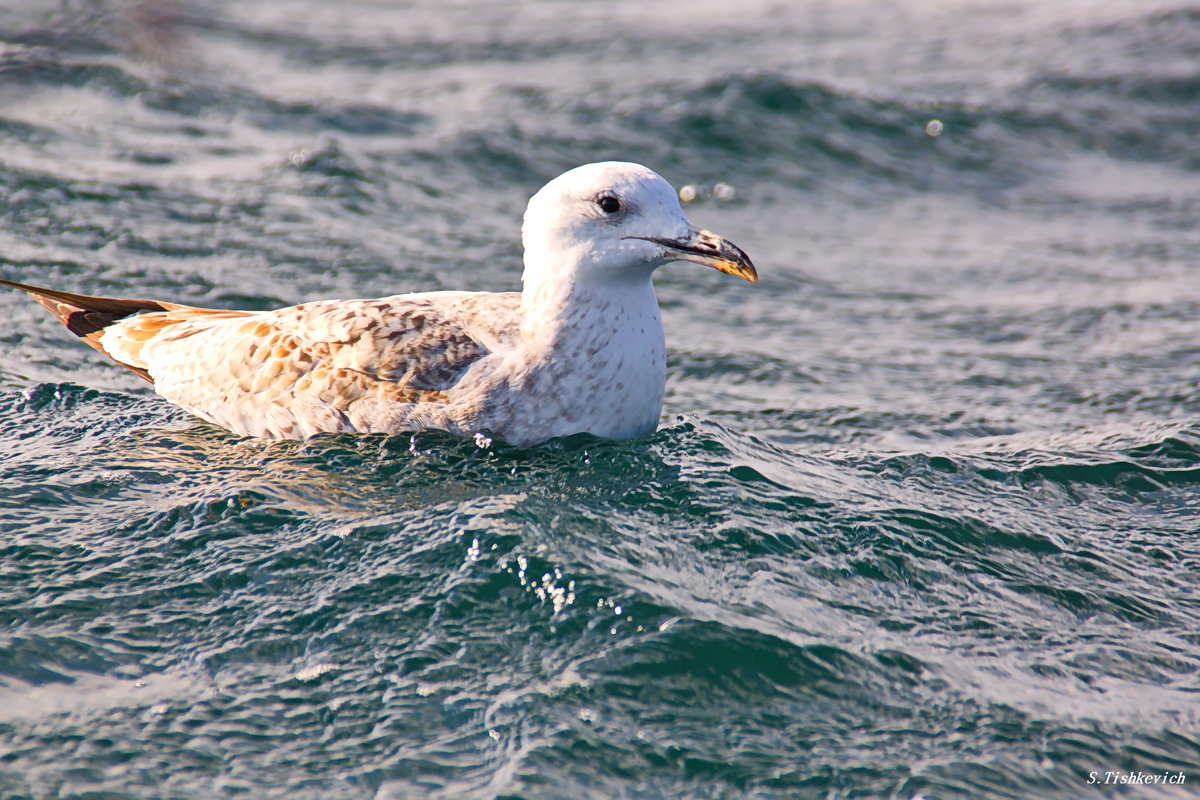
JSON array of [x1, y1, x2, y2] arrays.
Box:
[[2, 2, 1200, 798]]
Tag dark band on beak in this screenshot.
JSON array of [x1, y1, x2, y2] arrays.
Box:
[[629, 227, 758, 283]]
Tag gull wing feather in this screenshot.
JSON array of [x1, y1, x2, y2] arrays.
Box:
[[119, 292, 523, 438], [2, 278, 522, 439], [0, 278, 200, 382]]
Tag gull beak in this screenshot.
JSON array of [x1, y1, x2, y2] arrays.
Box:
[[633, 226, 758, 283]]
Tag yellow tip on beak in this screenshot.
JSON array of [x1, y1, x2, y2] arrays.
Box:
[[634, 227, 758, 283], [687, 228, 758, 283]]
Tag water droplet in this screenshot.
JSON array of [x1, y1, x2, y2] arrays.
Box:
[[679, 184, 698, 202], [713, 182, 736, 201], [295, 663, 338, 682], [925, 119, 944, 137]]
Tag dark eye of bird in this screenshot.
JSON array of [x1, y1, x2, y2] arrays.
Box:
[[597, 196, 621, 214]]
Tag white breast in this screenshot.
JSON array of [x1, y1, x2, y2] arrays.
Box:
[[468, 282, 667, 446]]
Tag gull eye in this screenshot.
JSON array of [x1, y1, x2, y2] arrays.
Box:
[[597, 196, 621, 214]]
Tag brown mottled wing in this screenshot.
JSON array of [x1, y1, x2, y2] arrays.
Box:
[[110, 291, 522, 438], [3, 277, 521, 439], [280, 294, 498, 390]]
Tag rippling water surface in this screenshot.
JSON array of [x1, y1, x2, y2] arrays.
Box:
[[2, 1, 1200, 798]]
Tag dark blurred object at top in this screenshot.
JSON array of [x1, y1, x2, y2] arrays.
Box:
[[1, 0, 217, 74]]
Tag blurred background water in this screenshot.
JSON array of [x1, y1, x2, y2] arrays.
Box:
[[1, 1, 1199, 798]]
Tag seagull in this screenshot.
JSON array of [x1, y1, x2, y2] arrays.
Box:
[[2, 161, 756, 446]]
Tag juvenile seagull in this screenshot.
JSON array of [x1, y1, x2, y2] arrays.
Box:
[[2, 161, 756, 446]]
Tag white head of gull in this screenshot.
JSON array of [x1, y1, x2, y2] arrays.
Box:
[[521, 161, 755, 295], [0, 161, 757, 446]]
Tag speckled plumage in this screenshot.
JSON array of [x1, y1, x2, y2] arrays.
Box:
[[3, 162, 755, 446]]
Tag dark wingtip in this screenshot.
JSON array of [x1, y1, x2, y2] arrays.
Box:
[[1, 278, 163, 383]]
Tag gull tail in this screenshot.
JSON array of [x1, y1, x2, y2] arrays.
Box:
[[0, 278, 174, 383]]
